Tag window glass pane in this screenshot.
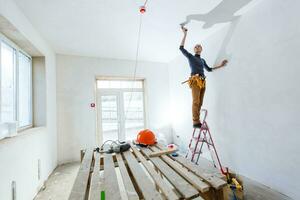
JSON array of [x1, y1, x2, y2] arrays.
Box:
[[132, 81, 142, 89], [1, 42, 16, 122], [124, 92, 144, 140], [18, 52, 32, 127], [101, 95, 119, 141], [97, 80, 109, 88], [97, 80, 143, 89], [110, 81, 120, 88]]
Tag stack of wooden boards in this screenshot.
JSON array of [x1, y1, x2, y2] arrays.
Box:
[[69, 143, 229, 200]]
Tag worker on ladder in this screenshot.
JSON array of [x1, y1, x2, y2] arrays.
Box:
[[180, 26, 228, 128]]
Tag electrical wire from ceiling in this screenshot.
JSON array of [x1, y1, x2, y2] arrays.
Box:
[[123, 0, 148, 131]]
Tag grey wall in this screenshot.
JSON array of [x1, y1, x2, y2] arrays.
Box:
[[169, 0, 300, 199]]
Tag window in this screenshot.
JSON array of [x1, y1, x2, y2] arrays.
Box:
[[97, 80, 143, 89], [0, 35, 32, 139], [18, 52, 32, 127], [0, 42, 16, 122]]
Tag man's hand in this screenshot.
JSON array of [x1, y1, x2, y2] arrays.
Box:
[[181, 26, 188, 34], [213, 59, 228, 70], [221, 59, 228, 67]]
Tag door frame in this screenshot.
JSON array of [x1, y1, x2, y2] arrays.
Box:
[[95, 77, 147, 146]]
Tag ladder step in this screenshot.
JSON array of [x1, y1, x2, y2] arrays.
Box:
[[192, 138, 213, 145], [188, 147, 201, 154], [194, 127, 209, 131], [192, 137, 205, 140]]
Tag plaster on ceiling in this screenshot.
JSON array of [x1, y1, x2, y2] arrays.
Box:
[[13, 0, 259, 62]]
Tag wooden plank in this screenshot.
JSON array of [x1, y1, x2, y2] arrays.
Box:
[[174, 156, 227, 190], [194, 197, 206, 200], [115, 153, 139, 200], [69, 149, 93, 200], [150, 146, 210, 193], [131, 146, 179, 200], [80, 150, 85, 162], [141, 147, 199, 199], [103, 153, 122, 200], [80, 149, 94, 171], [89, 153, 102, 200], [123, 150, 163, 200], [155, 144, 227, 189], [148, 147, 177, 157]]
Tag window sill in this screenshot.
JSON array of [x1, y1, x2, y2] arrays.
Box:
[[0, 126, 46, 143], [18, 125, 34, 133]]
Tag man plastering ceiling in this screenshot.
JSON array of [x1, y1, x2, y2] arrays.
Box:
[[180, 26, 228, 128]]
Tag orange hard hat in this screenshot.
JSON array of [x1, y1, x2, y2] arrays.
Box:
[[136, 129, 156, 146]]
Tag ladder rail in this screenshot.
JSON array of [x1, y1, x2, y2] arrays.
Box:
[[186, 109, 226, 175], [206, 123, 226, 174]]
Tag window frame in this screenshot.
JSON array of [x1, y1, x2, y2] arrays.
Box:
[[0, 32, 33, 133]]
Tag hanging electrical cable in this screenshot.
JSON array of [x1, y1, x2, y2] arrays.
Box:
[[124, 0, 148, 123], [98, 1, 149, 149]]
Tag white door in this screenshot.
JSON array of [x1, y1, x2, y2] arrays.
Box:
[[98, 92, 121, 144], [97, 84, 145, 145], [123, 91, 145, 140]]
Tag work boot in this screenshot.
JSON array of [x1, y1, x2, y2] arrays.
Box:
[[193, 122, 202, 129]]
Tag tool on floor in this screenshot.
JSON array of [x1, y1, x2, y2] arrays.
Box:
[[168, 144, 179, 157], [232, 178, 242, 190], [186, 109, 227, 175], [228, 176, 243, 200], [96, 140, 131, 154]]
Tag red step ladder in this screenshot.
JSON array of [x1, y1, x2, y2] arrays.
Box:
[[186, 109, 226, 175]]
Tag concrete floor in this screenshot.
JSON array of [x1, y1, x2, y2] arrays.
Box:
[[34, 162, 293, 200], [34, 163, 80, 200]]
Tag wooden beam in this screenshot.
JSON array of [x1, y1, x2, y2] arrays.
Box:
[[131, 146, 179, 200], [115, 153, 139, 200], [123, 150, 163, 200], [69, 149, 93, 200], [150, 146, 210, 193], [141, 147, 199, 199], [103, 154, 122, 200], [155, 144, 227, 189], [173, 156, 227, 190], [89, 153, 102, 200]]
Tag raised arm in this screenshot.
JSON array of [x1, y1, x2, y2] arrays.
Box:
[[179, 26, 192, 58], [181, 26, 188, 47]]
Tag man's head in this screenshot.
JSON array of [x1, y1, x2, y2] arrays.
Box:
[[194, 44, 202, 55]]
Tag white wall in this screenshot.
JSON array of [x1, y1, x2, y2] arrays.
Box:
[[33, 57, 46, 127], [169, 0, 300, 199], [57, 55, 171, 164], [0, 0, 57, 199]]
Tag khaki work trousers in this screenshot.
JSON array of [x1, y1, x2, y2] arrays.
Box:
[[188, 77, 206, 124]]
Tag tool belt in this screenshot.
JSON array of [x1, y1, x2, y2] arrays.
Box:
[[182, 74, 206, 89]]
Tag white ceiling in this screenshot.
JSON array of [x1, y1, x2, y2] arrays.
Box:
[[14, 0, 258, 62]]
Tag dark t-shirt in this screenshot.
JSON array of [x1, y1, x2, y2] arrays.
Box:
[[180, 46, 213, 76]]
